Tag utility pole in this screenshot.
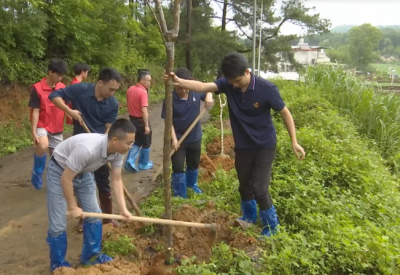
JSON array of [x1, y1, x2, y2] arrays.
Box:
[[252, 0, 257, 73], [257, 1, 263, 76]]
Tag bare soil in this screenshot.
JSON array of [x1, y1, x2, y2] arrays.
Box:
[[199, 134, 235, 183]]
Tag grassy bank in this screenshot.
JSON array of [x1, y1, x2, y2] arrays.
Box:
[[112, 79, 400, 274], [304, 64, 400, 173]]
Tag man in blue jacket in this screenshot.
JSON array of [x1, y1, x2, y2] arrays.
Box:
[[165, 53, 306, 237]]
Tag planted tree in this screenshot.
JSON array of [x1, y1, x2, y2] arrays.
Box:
[[146, 0, 181, 263]]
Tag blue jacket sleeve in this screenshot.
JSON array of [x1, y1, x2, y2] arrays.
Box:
[[48, 83, 81, 102]]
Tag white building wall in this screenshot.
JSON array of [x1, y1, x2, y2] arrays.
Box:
[[294, 51, 318, 65]]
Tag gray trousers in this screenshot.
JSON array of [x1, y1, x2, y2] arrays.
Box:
[[46, 160, 101, 237]]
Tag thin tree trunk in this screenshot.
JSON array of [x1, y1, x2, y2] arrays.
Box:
[[163, 41, 174, 264], [217, 0, 228, 78], [152, 0, 181, 264], [185, 0, 193, 72], [221, 0, 228, 31]]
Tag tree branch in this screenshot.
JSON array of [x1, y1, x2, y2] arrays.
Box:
[[263, 17, 289, 42], [172, 0, 181, 38], [145, 0, 166, 45], [212, 0, 251, 9], [154, 0, 168, 35]]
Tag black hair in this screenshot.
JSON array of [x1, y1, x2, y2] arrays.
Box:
[[73, 63, 91, 76], [220, 52, 249, 79], [108, 118, 136, 140], [48, 58, 68, 75], [137, 71, 150, 82], [99, 67, 122, 83], [174, 68, 192, 80]]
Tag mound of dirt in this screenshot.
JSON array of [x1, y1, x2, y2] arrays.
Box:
[[199, 135, 235, 183], [206, 135, 235, 157], [53, 258, 140, 275]]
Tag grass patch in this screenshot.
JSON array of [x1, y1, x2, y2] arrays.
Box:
[[303, 64, 400, 172], [102, 234, 136, 258], [372, 63, 400, 75]]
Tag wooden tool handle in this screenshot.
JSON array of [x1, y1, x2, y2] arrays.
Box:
[[79, 120, 142, 216], [151, 108, 208, 181], [81, 212, 216, 230]]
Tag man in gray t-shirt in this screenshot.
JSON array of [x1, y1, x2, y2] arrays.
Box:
[[45, 118, 136, 272]]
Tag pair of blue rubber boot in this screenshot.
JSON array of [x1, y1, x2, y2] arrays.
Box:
[[31, 153, 47, 190], [238, 199, 280, 237], [46, 220, 112, 272], [124, 145, 153, 173], [172, 169, 202, 198]]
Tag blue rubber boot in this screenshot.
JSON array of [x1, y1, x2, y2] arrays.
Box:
[[31, 153, 46, 190], [185, 169, 202, 194], [172, 173, 187, 198], [259, 205, 280, 237], [81, 220, 113, 266], [138, 147, 153, 170], [237, 199, 258, 224], [124, 145, 140, 173], [46, 231, 71, 272]]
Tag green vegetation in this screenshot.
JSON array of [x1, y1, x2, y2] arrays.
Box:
[[102, 234, 136, 258], [372, 63, 400, 75], [125, 69, 400, 274], [305, 25, 400, 70], [0, 119, 31, 156], [304, 64, 400, 172]]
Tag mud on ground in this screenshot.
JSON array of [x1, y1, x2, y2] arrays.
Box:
[[55, 203, 256, 275]]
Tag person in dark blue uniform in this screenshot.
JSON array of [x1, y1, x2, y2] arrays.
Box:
[[161, 68, 213, 198], [165, 53, 306, 237]]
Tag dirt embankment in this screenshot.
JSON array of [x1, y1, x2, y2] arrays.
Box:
[[0, 83, 30, 124]]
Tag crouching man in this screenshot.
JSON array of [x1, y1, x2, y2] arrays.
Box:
[[45, 118, 135, 272]]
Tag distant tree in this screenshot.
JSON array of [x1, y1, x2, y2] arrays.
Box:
[[348, 24, 382, 69]]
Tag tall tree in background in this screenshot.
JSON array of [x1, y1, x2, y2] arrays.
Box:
[[211, 0, 330, 70], [348, 24, 382, 69]]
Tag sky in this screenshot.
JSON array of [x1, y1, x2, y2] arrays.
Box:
[[211, 0, 400, 36]]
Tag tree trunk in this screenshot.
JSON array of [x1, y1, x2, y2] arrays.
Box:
[[163, 41, 175, 264], [221, 0, 228, 31], [185, 0, 193, 72], [151, 0, 180, 264], [217, 0, 228, 78]]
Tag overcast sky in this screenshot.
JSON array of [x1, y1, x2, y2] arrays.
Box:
[[211, 0, 400, 36]]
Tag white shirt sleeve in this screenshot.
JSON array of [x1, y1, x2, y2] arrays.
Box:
[[110, 154, 124, 169]]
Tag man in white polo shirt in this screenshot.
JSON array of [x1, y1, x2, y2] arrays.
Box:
[[45, 118, 135, 272]]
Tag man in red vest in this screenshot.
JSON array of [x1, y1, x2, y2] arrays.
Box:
[[28, 58, 69, 190], [66, 63, 91, 126]]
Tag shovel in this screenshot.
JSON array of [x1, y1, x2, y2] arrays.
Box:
[[76, 211, 218, 246]]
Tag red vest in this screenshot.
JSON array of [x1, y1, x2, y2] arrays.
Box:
[[66, 78, 81, 125], [31, 78, 66, 133]]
